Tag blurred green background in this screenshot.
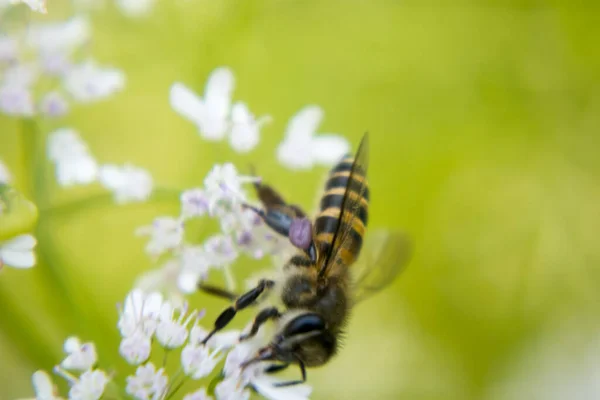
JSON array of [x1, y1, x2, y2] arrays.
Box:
[[1, 1, 600, 399]]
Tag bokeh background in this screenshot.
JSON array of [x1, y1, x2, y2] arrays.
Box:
[[1, 1, 600, 399]]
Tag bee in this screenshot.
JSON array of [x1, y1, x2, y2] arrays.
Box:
[[199, 133, 411, 385]]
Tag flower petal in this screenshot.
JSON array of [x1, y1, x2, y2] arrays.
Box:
[[0, 248, 35, 268], [31, 370, 55, 398], [2, 234, 36, 251], [310, 134, 351, 166], [284, 105, 323, 141], [204, 67, 234, 119], [252, 375, 312, 400], [169, 82, 204, 126]]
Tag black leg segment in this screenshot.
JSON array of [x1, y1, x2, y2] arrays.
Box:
[[239, 306, 281, 342], [201, 279, 275, 345]]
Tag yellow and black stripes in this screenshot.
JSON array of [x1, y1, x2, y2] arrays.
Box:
[[314, 155, 369, 262]]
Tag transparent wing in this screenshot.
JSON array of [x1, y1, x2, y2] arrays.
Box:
[[352, 229, 412, 305], [318, 133, 369, 277]]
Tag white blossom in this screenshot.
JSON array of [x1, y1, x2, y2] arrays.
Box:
[[183, 388, 212, 400], [47, 128, 98, 187], [203, 163, 257, 216], [229, 102, 271, 153], [181, 343, 222, 380], [67, 369, 109, 400], [26, 16, 90, 54], [0, 234, 37, 269], [125, 362, 168, 400], [98, 163, 153, 204], [203, 234, 238, 267], [0, 159, 11, 184], [178, 245, 212, 293], [155, 301, 197, 349], [277, 105, 350, 170], [64, 60, 125, 103], [214, 377, 250, 400], [10, 0, 47, 13], [119, 330, 152, 365], [40, 91, 70, 117], [181, 188, 209, 219], [118, 289, 164, 338], [136, 217, 184, 257], [61, 337, 97, 371], [30, 370, 62, 400], [170, 67, 234, 141]]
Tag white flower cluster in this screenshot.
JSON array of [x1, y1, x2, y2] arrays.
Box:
[[170, 67, 350, 168], [0, 15, 124, 118], [27, 289, 311, 400], [136, 162, 288, 297], [46, 128, 154, 203]]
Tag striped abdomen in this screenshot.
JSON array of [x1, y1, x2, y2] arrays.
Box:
[[314, 154, 369, 264]]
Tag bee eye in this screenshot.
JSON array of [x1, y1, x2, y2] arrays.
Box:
[[284, 313, 325, 337]]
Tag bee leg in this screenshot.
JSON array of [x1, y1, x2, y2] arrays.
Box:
[[272, 361, 307, 387], [239, 306, 281, 342], [197, 282, 237, 302], [263, 363, 290, 374], [201, 279, 275, 345]]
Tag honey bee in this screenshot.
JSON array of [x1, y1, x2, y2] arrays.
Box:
[[199, 133, 411, 385]]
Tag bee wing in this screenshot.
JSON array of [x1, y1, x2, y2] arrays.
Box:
[[352, 229, 412, 305], [318, 133, 369, 278]]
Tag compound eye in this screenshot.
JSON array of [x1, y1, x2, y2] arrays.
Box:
[[283, 313, 325, 337]]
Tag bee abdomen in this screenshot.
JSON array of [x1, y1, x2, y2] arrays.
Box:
[[314, 155, 369, 259]]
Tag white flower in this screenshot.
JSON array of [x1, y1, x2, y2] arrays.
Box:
[[125, 362, 168, 400], [64, 60, 125, 103], [68, 369, 109, 400], [183, 388, 212, 400], [215, 377, 250, 400], [170, 67, 234, 141], [30, 370, 62, 400], [61, 337, 97, 371], [0, 83, 35, 116], [40, 91, 70, 117], [178, 245, 212, 293], [0, 234, 37, 269], [116, 0, 156, 17], [26, 16, 89, 53], [135, 259, 183, 299], [277, 105, 350, 170], [119, 330, 152, 365], [155, 301, 197, 349], [203, 234, 238, 267], [180, 188, 209, 219], [136, 217, 184, 257], [47, 128, 99, 187], [229, 102, 271, 153], [203, 163, 257, 216], [98, 163, 153, 204], [0, 159, 11, 184], [118, 289, 164, 338], [181, 343, 222, 380], [12, 0, 47, 13]]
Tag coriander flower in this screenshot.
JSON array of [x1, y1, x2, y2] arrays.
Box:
[[203, 163, 258, 215], [64, 60, 125, 103], [136, 217, 184, 257], [61, 337, 98, 371], [0, 234, 37, 269], [67, 369, 109, 400], [155, 301, 198, 348], [181, 188, 210, 219], [119, 329, 152, 365], [117, 289, 164, 338], [47, 128, 99, 186], [215, 377, 250, 400], [183, 388, 212, 400], [98, 163, 154, 204], [0, 159, 11, 184], [125, 362, 168, 400], [26, 370, 63, 400], [229, 101, 271, 153], [170, 67, 234, 141], [277, 105, 350, 170]]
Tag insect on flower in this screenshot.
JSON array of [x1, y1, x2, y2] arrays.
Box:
[[199, 133, 412, 388]]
